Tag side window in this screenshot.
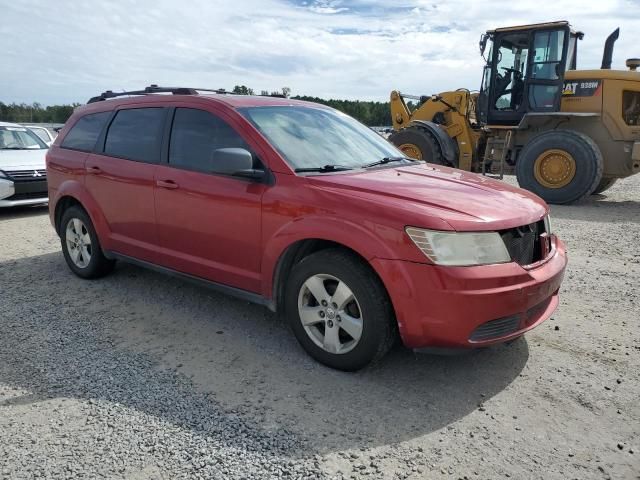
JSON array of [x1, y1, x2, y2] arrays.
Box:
[[104, 108, 165, 163], [169, 108, 254, 174], [493, 33, 528, 111], [61, 111, 111, 152], [531, 29, 565, 80], [623, 91, 640, 126]]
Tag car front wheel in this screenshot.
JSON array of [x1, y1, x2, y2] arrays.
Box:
[[285, 249, 395, 371]]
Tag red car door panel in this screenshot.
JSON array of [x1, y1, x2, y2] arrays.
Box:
[[154, 166, 265, 291], [153, 107, 266, 293], [85, 153, 157, 262], [84, 106, 166, 262]]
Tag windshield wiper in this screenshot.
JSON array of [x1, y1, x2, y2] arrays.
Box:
[[362, 156, 409, 169], [294, 164, 354, 173]]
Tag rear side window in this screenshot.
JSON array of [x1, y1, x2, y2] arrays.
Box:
[[61, 111, 111, 152], [104, 108, 166, 163], [623, 91, 640, 126], [169, 108, 252, 173]]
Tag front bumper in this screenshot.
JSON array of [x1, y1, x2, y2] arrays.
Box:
[[372, 237, 567, 349], [0, 178, 48, 207]]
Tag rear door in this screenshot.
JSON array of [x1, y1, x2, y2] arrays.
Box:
[[153, 106, 267, 292], [85, 106, 167, 262]]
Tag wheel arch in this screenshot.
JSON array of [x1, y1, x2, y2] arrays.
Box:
[[52, 181, 111, 246], [408, 120, 459, 166], [264, 218, 399, 313], [54, 195, 84, 235]]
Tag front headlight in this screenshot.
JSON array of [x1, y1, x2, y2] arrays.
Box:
[[405, 227, 511, 266]]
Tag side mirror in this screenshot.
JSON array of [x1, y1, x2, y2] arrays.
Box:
[[210, 147, 266, 181], [211, 147, 253, 174]]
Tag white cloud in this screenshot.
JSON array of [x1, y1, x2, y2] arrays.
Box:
[[1, 0, 638, 105]]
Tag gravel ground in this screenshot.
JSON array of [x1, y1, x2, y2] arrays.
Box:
[[0, 175, 638, 479]]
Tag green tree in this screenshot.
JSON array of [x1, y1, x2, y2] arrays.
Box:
[[232, 85, 254, 95]]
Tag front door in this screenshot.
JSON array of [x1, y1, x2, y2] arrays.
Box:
[[153, 107, 267, 293]]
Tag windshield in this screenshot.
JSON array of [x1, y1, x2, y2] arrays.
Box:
[[27, 127, 52, 143], [240, 106, 402, 171], [0, 126, 48, 150]]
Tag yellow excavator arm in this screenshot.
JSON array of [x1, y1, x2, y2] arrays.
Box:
[[389, 90, 479, 171]]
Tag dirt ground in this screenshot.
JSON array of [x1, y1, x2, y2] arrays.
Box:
[[0, 175, 638, 479]]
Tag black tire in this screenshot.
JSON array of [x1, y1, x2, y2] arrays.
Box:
[[591, 177, 617, 195], [60, 205, 115, 279], [515, 130, 603, 204], [285, 249, 396, 371], [389, 127, 448, 166]]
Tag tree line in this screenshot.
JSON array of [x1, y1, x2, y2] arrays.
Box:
[[0, 102, 79, 124], [0, 85, 413, 127]]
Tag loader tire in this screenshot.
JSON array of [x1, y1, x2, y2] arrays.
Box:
[[516, 130, 603, 204], [389, 127, 447, 166], [591, 177, 617, 195]]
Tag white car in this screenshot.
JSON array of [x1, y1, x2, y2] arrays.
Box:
[[0, 121, 49, 207], [24, 125, 56, 146]]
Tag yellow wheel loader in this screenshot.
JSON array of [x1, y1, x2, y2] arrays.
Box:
[[389, 21, 640, 204]]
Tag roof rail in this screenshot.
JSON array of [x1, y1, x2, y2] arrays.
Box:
[[87, 84, 228, 104]]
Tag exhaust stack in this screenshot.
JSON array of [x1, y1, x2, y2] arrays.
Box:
[[601, 28, 619, 69]]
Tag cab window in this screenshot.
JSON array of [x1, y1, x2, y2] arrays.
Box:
[[623, 91, 640, 126], [531, 30, 565, 80], [493, 33, 528, 111]]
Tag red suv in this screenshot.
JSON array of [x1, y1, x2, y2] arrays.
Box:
[[47, 86, 567, 371]]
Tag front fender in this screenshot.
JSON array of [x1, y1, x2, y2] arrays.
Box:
[[260, 214, 402, 298]]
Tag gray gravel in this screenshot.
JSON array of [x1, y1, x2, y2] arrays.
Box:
[[0, 174, 639, 479], [0, 262, 320, 479]]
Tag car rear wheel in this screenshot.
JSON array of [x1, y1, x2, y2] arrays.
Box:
[[285, 249, 395, 371], [60, 206, 115, 279]]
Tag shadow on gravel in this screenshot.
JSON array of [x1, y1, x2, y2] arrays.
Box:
[[0, 204, 49, 221], [0, 251, 529, 458]]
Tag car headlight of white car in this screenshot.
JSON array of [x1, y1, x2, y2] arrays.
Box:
[[0, 171, 15, 199], [405, 227, 512, 266]]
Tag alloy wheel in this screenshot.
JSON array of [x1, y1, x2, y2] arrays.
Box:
[[297, 273, 363, 354], [65, 218, 92, 268]]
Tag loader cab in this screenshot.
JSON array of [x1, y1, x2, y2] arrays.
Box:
[[477, 21, 576, 126]]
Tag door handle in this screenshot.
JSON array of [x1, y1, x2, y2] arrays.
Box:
[[86, 166, 102, 174], [156, 179, 179, 189]]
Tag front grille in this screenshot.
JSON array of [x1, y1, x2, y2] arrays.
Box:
[[6, 169, 47, 182], [13, 179, 47, 196], [469, 314, 521, 342], [500, 219, 546, 266]]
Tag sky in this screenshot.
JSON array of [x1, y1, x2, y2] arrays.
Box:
[[2, 0, 639, 105]]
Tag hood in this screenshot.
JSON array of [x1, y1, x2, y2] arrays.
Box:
[[307, 163, 548, 231], [0, 148, 48, 171]]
